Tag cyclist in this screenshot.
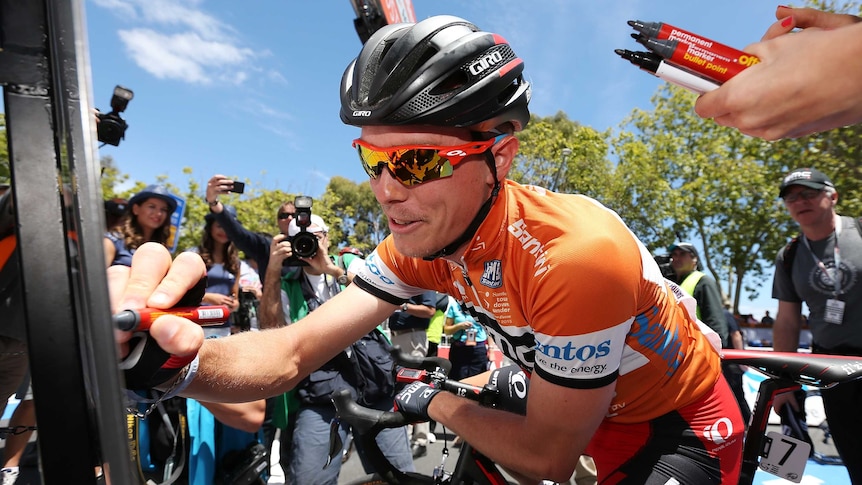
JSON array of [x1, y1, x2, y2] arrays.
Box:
[[114, 15, 743, 484]]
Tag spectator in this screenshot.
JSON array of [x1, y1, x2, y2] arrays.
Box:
[[103, 197, 127, 232], [760, 310, 774, 326], [204, 174, 293, 284], [426, 292, 449, 358], [772, 167, 862, 483], [0, 189, 27, 434], [443, 299, 490, 380], [187, 207, 241, 338], [0, 375, 34, 485], [258, 213, 413, 483], [204, 175, 296, 470], [103, 184, 176, 267], [669, 242, 729, 346], [388, 290, 436, 458], [695, 6, 862, 140]]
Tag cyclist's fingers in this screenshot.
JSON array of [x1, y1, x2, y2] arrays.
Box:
[[146, 250, 208, 309], [116, 242, 173, 312]]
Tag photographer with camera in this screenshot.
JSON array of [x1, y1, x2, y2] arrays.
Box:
[[258, 202, 414, 484]]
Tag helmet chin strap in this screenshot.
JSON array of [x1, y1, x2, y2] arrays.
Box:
[[423, 151, 500, 261]]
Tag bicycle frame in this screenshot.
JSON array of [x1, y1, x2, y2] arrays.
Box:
[[335, 349, 862, 485], [722, 349, 862, 485]]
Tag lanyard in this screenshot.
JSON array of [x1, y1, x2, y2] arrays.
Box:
[[801, 214, 843, 296]]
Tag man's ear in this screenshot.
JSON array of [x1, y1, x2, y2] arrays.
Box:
[[492, 136, 519, 182]]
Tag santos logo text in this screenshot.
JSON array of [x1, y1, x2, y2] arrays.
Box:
[[536, 340, 611, 361]]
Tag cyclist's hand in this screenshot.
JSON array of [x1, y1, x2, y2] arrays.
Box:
[[394, 381, 441, 422], [488, 365, 529, 415], [108, 243, 207, 390]]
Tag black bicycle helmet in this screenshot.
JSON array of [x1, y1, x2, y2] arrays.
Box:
[[340, 15, 531, 133]]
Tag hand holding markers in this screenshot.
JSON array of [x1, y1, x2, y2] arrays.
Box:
[[695, 6, 862, 140], [616, 19, 759, 95]]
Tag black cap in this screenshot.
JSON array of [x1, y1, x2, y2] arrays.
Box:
[[779, 168, 834, 197], [668, 242, 702, 270]]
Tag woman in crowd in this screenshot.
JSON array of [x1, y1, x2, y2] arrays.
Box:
[[103, 184, 176, 267], [190, 207, 241, 338]]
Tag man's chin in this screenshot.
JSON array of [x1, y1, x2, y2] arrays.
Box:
[[392, 234, 443, 259]]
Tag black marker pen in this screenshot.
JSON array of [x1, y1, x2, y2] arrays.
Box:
[[615, 49, 719, 95]]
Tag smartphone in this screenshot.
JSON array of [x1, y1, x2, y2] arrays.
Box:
[[229, 181, 245, 194]]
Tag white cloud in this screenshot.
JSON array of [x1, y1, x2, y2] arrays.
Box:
[[97, 0, 256, 85]]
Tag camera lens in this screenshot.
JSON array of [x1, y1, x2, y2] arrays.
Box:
[[292, 232, 318, 259]]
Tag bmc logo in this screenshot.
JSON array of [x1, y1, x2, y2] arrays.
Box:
[[352, 110, 372, 117], [468, 51, 504, 75]]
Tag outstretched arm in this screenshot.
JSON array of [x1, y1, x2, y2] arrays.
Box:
[[110, 243, 396, 403], [695, 6, 862, 140]]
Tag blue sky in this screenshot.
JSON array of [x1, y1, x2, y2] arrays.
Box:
[[84, 0, 784, 317]]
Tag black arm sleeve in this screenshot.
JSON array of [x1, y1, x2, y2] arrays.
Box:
[[212, 209, 273, 281]]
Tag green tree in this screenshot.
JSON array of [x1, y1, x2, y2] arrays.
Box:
[[510, 111, 615, 204], [613, 85, 792, 309], [320, 176, 387, 253]]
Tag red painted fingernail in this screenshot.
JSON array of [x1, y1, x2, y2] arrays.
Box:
[[781, 16, 793, 27]]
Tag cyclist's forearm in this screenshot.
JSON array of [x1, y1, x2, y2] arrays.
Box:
[[430, 388, 599, 483]]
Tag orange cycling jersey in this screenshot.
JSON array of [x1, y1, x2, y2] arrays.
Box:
[[353, 180, 722, 424]]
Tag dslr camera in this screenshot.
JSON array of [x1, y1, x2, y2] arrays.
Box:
[[96, 85, 134, 146], [283, 195, 317, 266]]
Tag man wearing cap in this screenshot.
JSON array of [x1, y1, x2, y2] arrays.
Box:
[[258, 213, 413, 483], [772, 167, 862, 482], [669, 243, 729, 346]]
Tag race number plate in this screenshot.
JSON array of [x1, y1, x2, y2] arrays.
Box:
[[759, 431, 810, 483]]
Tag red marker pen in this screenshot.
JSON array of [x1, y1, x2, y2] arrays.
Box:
[[629, 20, 760, 69], [633, 33, 759, 84], [113, 305, 231, 331]]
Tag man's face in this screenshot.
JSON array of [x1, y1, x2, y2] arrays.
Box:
[[670, 248, 696, 275], [782, 186, 835, 226], [359, 125, 497, 259], [277, 203, 296, 235]]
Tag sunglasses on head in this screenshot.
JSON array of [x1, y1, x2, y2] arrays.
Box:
[[277, 211, 295, 220], [352, 134, 507, 186]]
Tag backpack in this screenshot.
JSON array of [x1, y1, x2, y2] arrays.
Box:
[[288, 265, 396, 407], [782, 216, 862, 274]]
